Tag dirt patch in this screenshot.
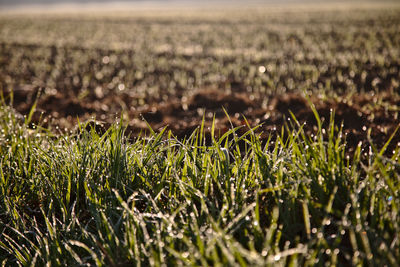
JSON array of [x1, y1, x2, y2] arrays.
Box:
[[3, 85, 399, 156], [187, 89, 253, 113], [265, 93, 399, 155]]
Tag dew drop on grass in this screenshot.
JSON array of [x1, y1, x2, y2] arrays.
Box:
[[274, 254, 281, 261], [182, 252, 190, 258], [261, 250, 268, 256]]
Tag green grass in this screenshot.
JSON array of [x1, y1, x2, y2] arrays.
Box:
[[1, 4, 399, 266], [0, 101, 399, 266]]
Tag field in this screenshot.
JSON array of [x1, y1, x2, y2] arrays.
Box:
[[1, 2, 400, 266]]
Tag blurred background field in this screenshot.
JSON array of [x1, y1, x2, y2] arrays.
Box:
[[1, 1, 399, 152]]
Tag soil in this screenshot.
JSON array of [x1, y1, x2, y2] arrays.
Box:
[[4, 84, 400, 157]]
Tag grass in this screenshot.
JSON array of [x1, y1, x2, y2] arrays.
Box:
[[0, 100, 399, 266], [1, 3, 399, 266]]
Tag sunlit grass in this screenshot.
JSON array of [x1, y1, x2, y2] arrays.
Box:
[[0, 101, 399, 266]]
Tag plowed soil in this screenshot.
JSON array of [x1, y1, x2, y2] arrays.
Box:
[[5, 84, 399, 156]]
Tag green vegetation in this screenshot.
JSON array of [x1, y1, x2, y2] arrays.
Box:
[[1, 3, 400, 266], [0, 100, 399, 266]]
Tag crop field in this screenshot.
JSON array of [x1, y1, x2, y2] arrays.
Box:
[[1, 2, 400, 266]]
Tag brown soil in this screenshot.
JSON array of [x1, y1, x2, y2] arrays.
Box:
[[4, 84, 400, 157]]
